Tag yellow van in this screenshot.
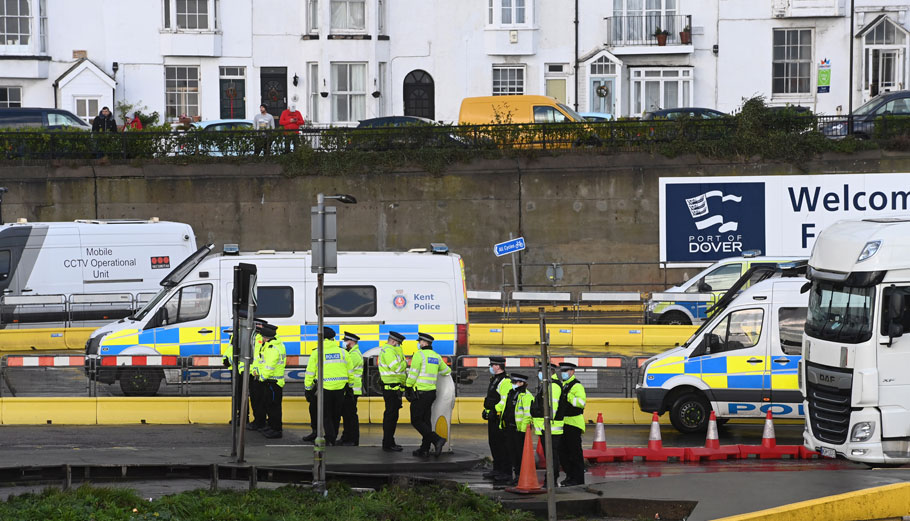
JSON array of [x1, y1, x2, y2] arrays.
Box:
[[458, 95, 584, 125]]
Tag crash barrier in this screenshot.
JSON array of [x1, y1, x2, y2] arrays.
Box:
[[469, 323, 697, 348]]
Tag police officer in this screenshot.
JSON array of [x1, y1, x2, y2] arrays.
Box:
[[378, 331, 407, 452], [256, 323, 286, 439], [339, 332, 363, 446], [482, 356, 511, 481], [497, 373, 533, 485], [531, 363, 562, 483], [405, 332, 451, 457], [303, 326, 350, 445], [555, 362, 587, 487], [221, 318, 265, 428]]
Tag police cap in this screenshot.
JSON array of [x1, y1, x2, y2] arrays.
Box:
[[388, 331, 406, 343], [322, 326, 337, 340], [489, 356, 506, 366], [260, 323, 278, 338], [510, 373, 528, 382], [418, 332, 435, 343], [343, 331, 360, 342], [558, 362, 577, 370]]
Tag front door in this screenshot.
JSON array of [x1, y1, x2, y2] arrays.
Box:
[[403, 70, 435, 120], [869, 49, 904, 97], [151, 282, 218, 356], [590, 78, 614, 116], [879, 285, 910, 437], [259, 67, 288, 118], [220, 78, 246, 119], [768, 305, 806, 417]]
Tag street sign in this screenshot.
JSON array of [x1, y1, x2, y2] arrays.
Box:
[[311, 205, 337, 273], [494, 236, 526, 257]]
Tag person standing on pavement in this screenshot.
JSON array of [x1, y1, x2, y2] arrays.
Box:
[[378, 331, 407, 452], [221, 318, 265, 428], [482, 356, 511, 481], [303, 326, 349, 445], [340, 332, 363, 446], [531, 363, 562, 483], [497, 373, 533, 485], [278, 104, 304, 153], [91, 107, 118, 132], [252, 104, 275, 156], [555, 362, 587, 487], [256, 323, 286, 439], [405, 332, 451, 457]]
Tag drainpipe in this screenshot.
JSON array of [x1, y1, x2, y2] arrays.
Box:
[[574, 0, 579, 111], [52, 81, 58, 109]]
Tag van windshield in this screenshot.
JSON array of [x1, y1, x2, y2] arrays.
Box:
[[131, 287, 171, 321], [805, 281, 875, 343], [557, 103, 585, 123]]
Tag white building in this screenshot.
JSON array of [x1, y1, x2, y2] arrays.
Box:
[[0, 0, 907, 125]]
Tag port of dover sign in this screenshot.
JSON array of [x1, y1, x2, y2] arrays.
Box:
[[660, 174, 910, 263]]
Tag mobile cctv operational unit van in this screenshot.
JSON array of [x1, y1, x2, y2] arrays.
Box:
[[85, 244, 469, 395], [637, 273, 808, 433], [0, 219, 196, 328], [647, 252, 805, 325]]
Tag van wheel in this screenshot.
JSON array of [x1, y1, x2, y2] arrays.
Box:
[[119, 368, 163, 396], [658, 311, 691, 326], [669, 392, 710, 433]]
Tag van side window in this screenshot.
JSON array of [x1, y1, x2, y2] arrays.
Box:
[[256, 286, 294, 318], [687, 263, 742, 293], [880, 286, 910, 336], [324, 286, 376, 317], [533, 106, 568, 123], [0, 250, 9, 280], [160, 284, 213, 325], [778, 307, 807, 355], [706, 308, 764, 353]]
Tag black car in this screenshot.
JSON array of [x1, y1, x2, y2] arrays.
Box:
[[350, 116, 466, 150], [821, 90, 910, 138], [356, 116, 436, 128], [641, 107, 727, 120]]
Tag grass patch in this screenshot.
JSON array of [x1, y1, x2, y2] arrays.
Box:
[[0, 483, 534, 521]]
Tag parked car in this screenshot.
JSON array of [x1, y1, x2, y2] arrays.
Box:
[[641, 108, 727, 120], [356, 116, 436, 128], [191, 119, 254, 131], [189, 119, 255, 156], [820, 90, 910, 139], [0, 107, 91, 130], [579, 112, 614, 122], [459, 95, 585, 124], [349, 115, 467, 150]]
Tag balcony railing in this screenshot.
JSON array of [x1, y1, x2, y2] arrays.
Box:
[[605, 14, 692, 47]]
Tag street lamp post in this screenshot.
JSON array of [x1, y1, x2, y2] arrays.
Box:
[[311, 192, 356, 495]]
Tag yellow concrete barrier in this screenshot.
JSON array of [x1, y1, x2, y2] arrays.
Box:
[[0, 327, 95, 352], [1, 397, 96, 425], [715, 482, 910, 521], [188, 397, 230, 424], [642, 325, 698, 347], [97, 397, 189, 424]]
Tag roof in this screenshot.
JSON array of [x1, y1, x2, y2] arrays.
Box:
[[54, 58, 116, 89], [810, 218, 910, 273], [854, 14, 909, 39]]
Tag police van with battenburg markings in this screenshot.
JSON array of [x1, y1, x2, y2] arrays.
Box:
[[85, 244, 469, 395], [637, 272, 809, 433]]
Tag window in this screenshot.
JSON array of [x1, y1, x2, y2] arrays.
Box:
[[493, 65, 525, 95], [1, 0, 30, 46], [806, 281, 874, 344], [160, 283, 213, 325], [378, 61, 387, 116], [377, 0, 385, 33], [47, 111, 86, 128], [611, 0, 678, 45], [165, 66, 200, 120], [698, 263, 742, 293], [488, 0, 493, 24], [772, 28, 812, 95], [177, 0, 208, 29], [533, 105, 569, 123], [308, 62, 319, 123], [307, 0, 318, 33], [324, 286, 376, 317], [38, 0, 45, 52], [0, 87, 22, 108], [256, 287, 294, 318], [74, 98, 100, 124], [501, 0, 525, 24], [331, 0, 364, 31], [219, 66, 244, 78], [164, 0, 170, 28], [631, 67, 692, 115], [875, 98, 910, 115], [778, 307, 807, 355], [0, 250, 9, 280], [331, 62, 366, 122], [706, 308, 764, 354], [880, 286, 910, 336]]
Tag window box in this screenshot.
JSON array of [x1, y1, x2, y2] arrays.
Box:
[[159, 31, 222, 57]]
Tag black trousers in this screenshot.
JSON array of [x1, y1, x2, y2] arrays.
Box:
[[263, 380, 283, 432], [508, 429, 524, 477], [487, 415, 510, 476], [382, 388, 402, 447], [340, 391, 359, 445], [538, 433, 562, 481], [323, 388, 345, 444], [308, 395, 318, 433], [410, 389, 439, 451], [249, 378, 266, 427], [231, 371, 248, 424], [558, 425, 585, 484]]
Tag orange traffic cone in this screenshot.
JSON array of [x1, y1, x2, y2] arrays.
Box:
[[685, 410, 740, 461], [705, 411, 720, 449], [536, 435, 546, 469], [506, 426, 545, 495], [592, 412, 607, 451], [761, 410, 776, 448], [738, 409, 799, 459], [647, 412, 663, 450]]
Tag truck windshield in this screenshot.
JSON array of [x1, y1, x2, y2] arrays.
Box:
[[805, 281, 875, 343]]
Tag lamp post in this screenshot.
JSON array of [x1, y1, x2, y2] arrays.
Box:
[[311, 192, 357, 495]]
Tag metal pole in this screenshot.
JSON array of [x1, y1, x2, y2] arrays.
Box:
[[236, 275, 256, 463], [313, 193, 327, 495], [510, 232, 521, 317], [848, 0, 855, 134], [230, 288, 240, 457], [539, 308, 556, 521]]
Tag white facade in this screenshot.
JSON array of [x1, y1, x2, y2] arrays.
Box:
[[0, 0, 907, 124]]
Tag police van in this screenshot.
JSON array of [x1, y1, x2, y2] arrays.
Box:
[[85, 244, 469, 395], [0, 218, 196, 328], [636, 273, 808, 433], [647, 252, 805, 325]]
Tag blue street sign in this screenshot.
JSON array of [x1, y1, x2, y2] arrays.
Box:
[[494, 237, 526, 257]]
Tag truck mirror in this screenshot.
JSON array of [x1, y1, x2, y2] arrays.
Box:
[[698, 280, 712, 293], [889, 322, 904, 339], [888, 291, 905, 341]]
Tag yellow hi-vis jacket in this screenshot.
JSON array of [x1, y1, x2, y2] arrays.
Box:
[[556, 376, 587, 432], [304, 341, 350, 391], [346, 345, 364, 396], [532, 378, 563, 436], [378, 343, 407, 388], [256, 337, 287, 387], [405, 348, 451, 391], [222, 332, 264, 374]]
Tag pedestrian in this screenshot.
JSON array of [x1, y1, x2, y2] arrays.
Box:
[[91, 106, 118, 132], [531, 363, 562, 484], [482, 356, 511, 481], [497, 373, 533, 485], [126, 112, 143, 130], [555, 362, 587, 487], [278, 104, 304, 153], [252, 104, 275, 156], [405, 332, 451, 457], [303, 326, 349, 445], [339, 332, 363, 446], [378, 331, 407, 452], [221, 317, 265, 428], [256, 323, 286, 439]]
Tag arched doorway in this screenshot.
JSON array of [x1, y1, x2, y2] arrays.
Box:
[[403, 70, 435, 120]]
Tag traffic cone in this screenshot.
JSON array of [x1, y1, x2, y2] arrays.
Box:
[[705, 411, 720, 449], [647, 412, 663, 450], [685, 411, 739, 461], [761, 410, 776, 448], [536, 436, 546, 469], [738, 409, 799, 460], [625, 412, 685, 462], [592, 413, 607, 451], [506, 426, 545, 495]]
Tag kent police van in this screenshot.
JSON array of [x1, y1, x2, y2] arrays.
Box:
[[637, 276, 808, 432], [85, 244, 469, 395]]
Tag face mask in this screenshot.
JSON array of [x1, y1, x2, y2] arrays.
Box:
[[489, 366, 496, 375], [512, 383, 520, 390], [538, 371, 543, 380], [561, 371, 571, 380]]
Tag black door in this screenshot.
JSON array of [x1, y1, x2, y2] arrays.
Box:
[[260, 67, 287, 118], [219, 78, 246, 119], [403, 70, 435, 120]]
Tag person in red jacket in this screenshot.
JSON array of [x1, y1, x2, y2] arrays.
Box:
[[127, 112, 143, 130], [278, 105, 304, 153]]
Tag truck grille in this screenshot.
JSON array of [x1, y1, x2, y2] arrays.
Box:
[[806, 380, 851, 445]]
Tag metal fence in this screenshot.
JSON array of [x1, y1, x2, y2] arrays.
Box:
[[0, 292, 156, 329]]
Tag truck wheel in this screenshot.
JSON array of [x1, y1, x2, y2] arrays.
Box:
[[669, 392, 710, 433], [119, 368, 163, 396], [658, 311, 692, 326]]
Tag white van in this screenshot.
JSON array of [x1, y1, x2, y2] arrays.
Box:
[[0, 219, 196, 328], [637, 276, 808, 432], [85, 244, 469, 395]]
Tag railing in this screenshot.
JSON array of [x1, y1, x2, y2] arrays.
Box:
[[605, 14, 692, 47], [0, 292, 146, 328]]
